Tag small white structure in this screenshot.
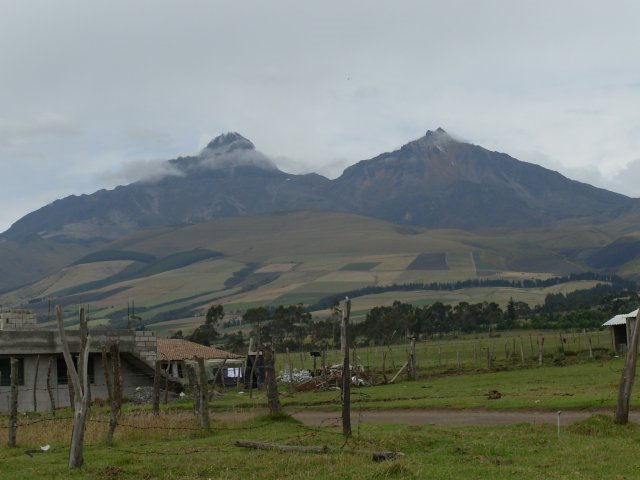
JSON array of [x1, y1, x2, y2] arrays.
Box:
[[603, 309, 639, 354]]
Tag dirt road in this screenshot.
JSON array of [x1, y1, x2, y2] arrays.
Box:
[[291, 408, 635, 426]]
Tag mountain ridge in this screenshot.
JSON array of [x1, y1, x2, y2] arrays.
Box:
[[1, 128, 639, 294]]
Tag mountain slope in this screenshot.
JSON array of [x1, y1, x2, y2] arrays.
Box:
[[1, 128, 638, 293], [1, 133, 336, 243], [332, 128, 632, 229]]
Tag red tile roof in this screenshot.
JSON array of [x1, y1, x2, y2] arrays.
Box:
[[157, 339, 242, 361]]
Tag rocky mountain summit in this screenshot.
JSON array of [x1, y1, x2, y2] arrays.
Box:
[[1, 128, 635, 241]]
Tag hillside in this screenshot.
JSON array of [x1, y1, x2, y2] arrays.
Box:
[[1, 210, 620, 334], [1, 129, 639, 305]]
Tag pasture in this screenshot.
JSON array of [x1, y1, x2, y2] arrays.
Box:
[[1, 353, 639, 479]]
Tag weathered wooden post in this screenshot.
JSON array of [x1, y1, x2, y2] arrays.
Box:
[[57, 306, 91, 468], [101, 347, 115, 445], [186, 364, 200, 415], [196, 357, 210, 429], [341, 297, 352, 437], [32, 355, 40, 412], [615, 310, 640, 424], [8, 358, 18, 447], [46, 356, 56, 416], [519, 337, 526, 367], [152, 360, 162, 415], [164, 370, 169, 404], [409, 336, 417, 380], [263, 344, 282, 416], [286, 347, 294, 389], [538, 336, 545, 367], [110, 344, 122, 415]]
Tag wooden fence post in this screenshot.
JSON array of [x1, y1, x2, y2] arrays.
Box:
[[615, 311, 640, 424], [46, 356, 56, 416], [110, 344, 122, 415], [538, 336, 545, 367], [196, 357, 210, 429], [8, 357, 18, 447], [264, 345, 282, 415], [408, 337, 417, 380], [32, 355, 40, 412], [153, 360, 161, 416], [101, 346, 118, 446], [341, 297, 352, 437], [186, 364, 200, 415], [57, 306, 91, 468]]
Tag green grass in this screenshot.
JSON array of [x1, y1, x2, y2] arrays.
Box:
[[2, 409, 640, 479], [1, 353, 639, 479]]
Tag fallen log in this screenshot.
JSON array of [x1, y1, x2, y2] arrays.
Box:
[[234, 440, 403, 461]]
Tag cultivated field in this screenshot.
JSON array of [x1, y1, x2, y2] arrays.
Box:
[[2, 211, 613, 331]]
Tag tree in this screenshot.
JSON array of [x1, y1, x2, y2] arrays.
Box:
[[188, 305, 224, 346], [206, 304, 224, 325]]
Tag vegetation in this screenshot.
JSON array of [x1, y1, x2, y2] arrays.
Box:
[[2, 358, 640, 478], [72, 250, 157, 266], [307, 272, 636, 311]]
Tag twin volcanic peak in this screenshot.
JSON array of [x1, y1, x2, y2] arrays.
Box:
[[0, 129, 634, 244]]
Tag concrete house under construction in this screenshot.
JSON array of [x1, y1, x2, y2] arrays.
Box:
[[0, 308, 157, 411]]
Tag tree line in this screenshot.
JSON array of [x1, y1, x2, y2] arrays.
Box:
[[179, 281, 638, 352]]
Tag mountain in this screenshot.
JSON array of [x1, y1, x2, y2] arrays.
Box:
[[1, 132, 336, 243], [2, 129, 634, 243], [1, 128, 639, 293], [332, 128, 632, 230]]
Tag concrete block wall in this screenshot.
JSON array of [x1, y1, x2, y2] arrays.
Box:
[[133, 331, 157, 366], [0, 309, 37, 330]]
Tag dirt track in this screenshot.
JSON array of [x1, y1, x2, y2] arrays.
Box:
[[291, 409, 638, 426]]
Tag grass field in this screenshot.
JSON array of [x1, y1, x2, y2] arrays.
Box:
[[2, 354, 640, 479]]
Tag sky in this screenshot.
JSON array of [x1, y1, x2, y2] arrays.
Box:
[[1, 0, 639, 233]]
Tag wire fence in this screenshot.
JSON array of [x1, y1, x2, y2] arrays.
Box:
[[274, 329, 612, 374]]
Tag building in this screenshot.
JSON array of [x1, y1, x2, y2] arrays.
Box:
[[0, 308, 157, 411], [603, 309, 639, 354], [156, 338, 243, 387]]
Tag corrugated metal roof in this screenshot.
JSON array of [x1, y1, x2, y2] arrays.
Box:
[[603, 309, 640, 327], [603, 314, 628, 326], [157, 339, 242, 361]]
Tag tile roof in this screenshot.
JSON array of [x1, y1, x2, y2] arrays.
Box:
[[157, 338, 242, 361]]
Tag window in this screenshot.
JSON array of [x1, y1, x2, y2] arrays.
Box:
[[57, 355, 95, 385], [0, 358, 25, 386]]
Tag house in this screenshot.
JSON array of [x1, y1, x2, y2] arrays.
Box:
[[0, 308, 157, 411], [157, 338, 244, 387], [603, 309, 639, 354]]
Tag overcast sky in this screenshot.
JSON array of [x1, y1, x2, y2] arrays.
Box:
[[1, 0, 639, 233]]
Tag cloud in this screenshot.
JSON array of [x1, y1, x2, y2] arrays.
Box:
[[196, 148, 277, 172], [608, 159, 640, 198], [99, 157, 185, 185], [0, 113, 81, 146]]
